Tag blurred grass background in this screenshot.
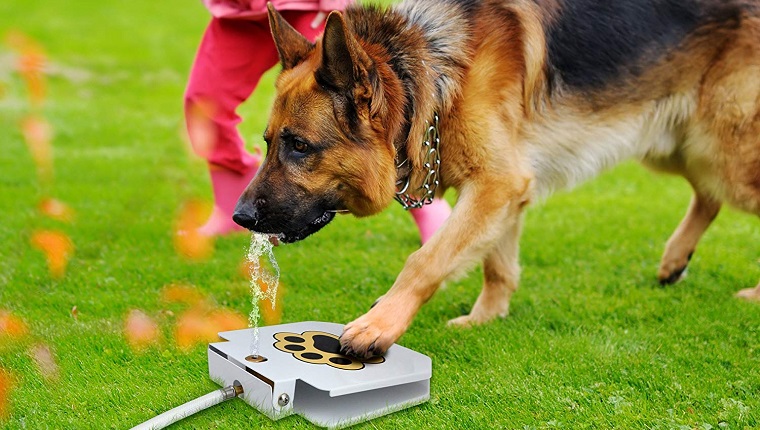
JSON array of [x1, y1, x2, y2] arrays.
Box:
[[1, 0, 758, 429]]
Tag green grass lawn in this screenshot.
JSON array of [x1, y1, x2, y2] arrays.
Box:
[[1, 1, 759, 429]]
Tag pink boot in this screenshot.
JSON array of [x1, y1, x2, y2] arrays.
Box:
[[197, 153, 261, 237], [409, 198, 452, 244]]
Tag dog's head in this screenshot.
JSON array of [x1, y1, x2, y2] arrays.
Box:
[[233, 5, 405, 243]]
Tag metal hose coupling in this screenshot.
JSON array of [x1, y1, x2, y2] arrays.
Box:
[[221, 382, 244, 400]]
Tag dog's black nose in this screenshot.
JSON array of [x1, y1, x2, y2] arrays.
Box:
[[233, 199, 256, 229], [232, 210, 256, 230], [233, 197, 265, 230]]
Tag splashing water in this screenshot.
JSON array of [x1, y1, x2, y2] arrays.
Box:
[[246, 233, 280, 357]]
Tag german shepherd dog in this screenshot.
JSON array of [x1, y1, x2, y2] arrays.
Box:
[[233, 0, 760, 357]]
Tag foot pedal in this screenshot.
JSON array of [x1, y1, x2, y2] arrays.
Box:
[[208, 321, 432, 429]]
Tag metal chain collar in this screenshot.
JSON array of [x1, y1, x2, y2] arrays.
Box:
[[394, 113, 441, 210]]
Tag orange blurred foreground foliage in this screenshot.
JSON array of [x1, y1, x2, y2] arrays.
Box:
[[161, 283, 208, 307], [29, 230, 74, 279], [0, 369, 14, 420], [4, 30, 46, 107], [173, 199, 214, 261], [20, 115, 53, 184], [257, 278, 283, 326], [0, 311, 28, 339], [124, 310, 161, 352], [139, 284, 250, 350], [38, 198, 75, 223], [239, 258, 284, 325], [184, 98, 217, 160], [175, 308, 247, 350]]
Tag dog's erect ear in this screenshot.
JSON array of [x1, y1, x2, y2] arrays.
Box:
[[318, 11, 374, 104], [267, 3, 314, 69]]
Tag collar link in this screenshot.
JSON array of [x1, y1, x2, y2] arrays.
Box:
[[394, 113, 441, 210]]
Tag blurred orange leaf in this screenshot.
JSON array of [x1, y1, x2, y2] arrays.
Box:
[[70, 305, 78, 321], [241, 257, 284, 325], [175, 308, 247, 350], [184, 98, 217, 159], [0, 369, 14, 420], [238, 258, 255, 280], [209, 309, 247, 332], [175, 309, 217, 350], [257, 278, 284, 326], [29, 344, 59, 381], [18, 51, 46, 106], [38, 198, 75, 223], [30, 230, 73, 279], [124, 310, 160, 352], [21, 115, 53, 184], [173, 199, 214, 261], [4, 30, 46, 106], [161, 283, 208, 307], [0, 311, 28, 339]]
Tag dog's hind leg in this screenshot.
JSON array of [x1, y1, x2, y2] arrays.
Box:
[[658, 190, 721, 285], [448, 216, 523, 326]]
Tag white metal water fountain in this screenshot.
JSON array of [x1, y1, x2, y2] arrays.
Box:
[[207, 321, 432, 429]]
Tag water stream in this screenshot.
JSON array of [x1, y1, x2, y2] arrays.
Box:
[[246, 233, 280, 357]]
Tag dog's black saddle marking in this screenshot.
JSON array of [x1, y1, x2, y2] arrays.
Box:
[[544, 0, 742, 90]]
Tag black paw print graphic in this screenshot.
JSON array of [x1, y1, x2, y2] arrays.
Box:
[[273, 331, 385, 370]]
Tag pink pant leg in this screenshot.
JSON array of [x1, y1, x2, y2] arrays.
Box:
[[184, 12, 323, 175], [185, 17, 276, 174], [283, 10, 326, 42]]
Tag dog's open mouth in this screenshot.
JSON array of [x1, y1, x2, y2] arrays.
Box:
[[281, 210, 336, 243], [260, 210, 337, 244]]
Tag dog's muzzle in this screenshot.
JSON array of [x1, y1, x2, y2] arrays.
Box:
[[232, 196, 337, 243]]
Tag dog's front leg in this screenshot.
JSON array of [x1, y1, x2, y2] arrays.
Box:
[[340, 178, 529, 358]]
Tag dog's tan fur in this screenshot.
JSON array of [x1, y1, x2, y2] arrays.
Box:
[[235, 0, 760, 357]]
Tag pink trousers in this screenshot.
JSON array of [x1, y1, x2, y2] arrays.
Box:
[[184, 12, 324, 174]]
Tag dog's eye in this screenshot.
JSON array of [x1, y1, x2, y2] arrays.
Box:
[[293, 139, 308, 153]]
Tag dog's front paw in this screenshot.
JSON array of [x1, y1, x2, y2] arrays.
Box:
[[736, 285, 760, 302], [447, 315, 478, 327], [447, 309, 508, 327], [658, 252, 693, 285], [447, 296, 510, 327], [340, 309, 406, 359]]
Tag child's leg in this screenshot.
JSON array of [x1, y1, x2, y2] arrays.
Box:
[[186, 8, 324, 154], [410, 198, 452, 244], [281, 10, 326, 41], [185, 17, 279, 175], [184, 17, 280, 235], [184, 13, 325, 236]]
